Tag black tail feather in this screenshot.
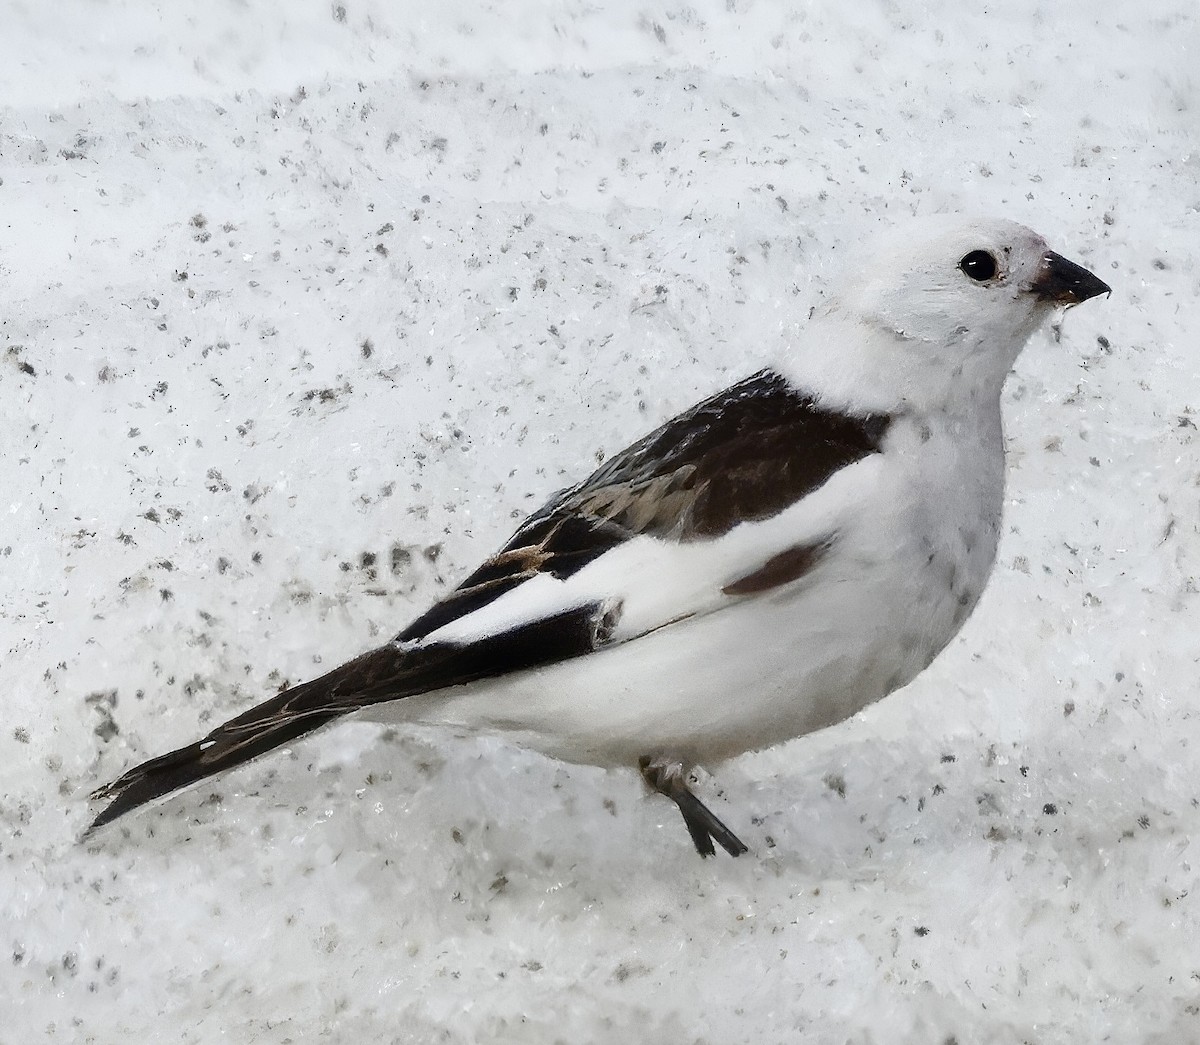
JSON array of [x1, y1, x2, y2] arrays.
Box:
[[87, 673, 364, 833], [87, 601, 608, 833]]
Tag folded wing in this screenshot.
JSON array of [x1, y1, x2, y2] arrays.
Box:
[[397, 369, 890, 641]]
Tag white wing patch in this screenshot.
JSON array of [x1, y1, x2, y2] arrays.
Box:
[[419, 454, 887, 649]]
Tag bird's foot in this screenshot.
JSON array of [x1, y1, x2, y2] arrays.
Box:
[[638, 755, 749, 858]]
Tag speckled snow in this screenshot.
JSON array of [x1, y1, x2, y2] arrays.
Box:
[[2, 2, 1198, 1043]]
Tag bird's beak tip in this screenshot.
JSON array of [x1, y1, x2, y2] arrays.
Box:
[[1031, 251, 1111, 305]]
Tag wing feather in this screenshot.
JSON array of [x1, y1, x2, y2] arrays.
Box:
[[398, 369, 890, 642]]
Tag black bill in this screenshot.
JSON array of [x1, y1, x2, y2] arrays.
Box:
[[1031, 251, 1111, 305]]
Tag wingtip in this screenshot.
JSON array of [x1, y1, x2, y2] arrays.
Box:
[[83, 739, 215, 835], [83, 777, 148, 835], [84, 797, 126, 835]]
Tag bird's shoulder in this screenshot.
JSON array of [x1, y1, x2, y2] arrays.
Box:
[[396, 368, 891, 643]]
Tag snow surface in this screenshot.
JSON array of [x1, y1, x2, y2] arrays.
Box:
[[3, 1, 1198, 1042]]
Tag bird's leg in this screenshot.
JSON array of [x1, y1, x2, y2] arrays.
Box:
[[638, 755, 749, 858]]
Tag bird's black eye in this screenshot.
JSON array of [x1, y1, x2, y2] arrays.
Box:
[[959, 250, 998, 282]]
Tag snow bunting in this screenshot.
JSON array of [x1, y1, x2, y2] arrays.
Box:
[[89, 218, 1110, 856]]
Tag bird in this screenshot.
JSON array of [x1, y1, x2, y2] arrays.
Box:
[[87, 217, 1110, 857]]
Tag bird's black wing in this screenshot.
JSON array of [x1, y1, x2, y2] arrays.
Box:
[[397, 368, 890, 641]]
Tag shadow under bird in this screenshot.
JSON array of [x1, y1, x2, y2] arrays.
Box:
[[89, 217, 1110, 857]]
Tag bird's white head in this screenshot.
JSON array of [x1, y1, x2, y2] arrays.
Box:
[[787, 217, 1110, 416]]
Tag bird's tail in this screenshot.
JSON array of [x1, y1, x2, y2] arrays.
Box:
[[86, 643, 412, 832], [87, 602, 607, 833]]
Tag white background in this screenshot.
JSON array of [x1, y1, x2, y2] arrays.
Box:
[[2, 2, 1197, 1042]]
